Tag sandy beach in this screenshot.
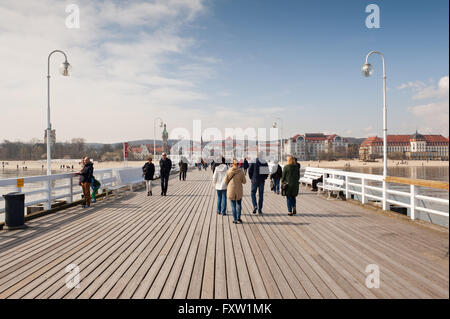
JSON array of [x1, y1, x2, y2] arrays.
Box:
[[1, 158, 448, 173]]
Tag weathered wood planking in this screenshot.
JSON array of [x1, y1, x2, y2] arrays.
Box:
[[0, 170, 448, 299]]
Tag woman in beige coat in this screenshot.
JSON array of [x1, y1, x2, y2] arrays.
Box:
[[225, 159, 247, 224]]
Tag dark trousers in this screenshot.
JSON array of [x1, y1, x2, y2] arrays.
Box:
[[161, 174, 169, 194], [251, 182, 265, 212], [312, 176, 323, 191], [179, 170, 186, 181]]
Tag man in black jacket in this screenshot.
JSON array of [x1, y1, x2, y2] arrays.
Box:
[[178, 157, 188, 181], [248, 152, 269, 214], [159, 153, 172, 196]]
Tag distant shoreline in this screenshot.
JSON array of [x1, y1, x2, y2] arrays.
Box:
[[298, 159, 449, 169], [1, 158, 448, 172]]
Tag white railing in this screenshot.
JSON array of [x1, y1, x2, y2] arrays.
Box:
[[304, 167, 449, 222], [0, 164, 185, 216], [0, 169, 115, 214]]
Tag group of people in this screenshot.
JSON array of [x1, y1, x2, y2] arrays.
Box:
[[77, 156, 100, 208], [142, 152, 172, 196], [212, 153, 301, 223], [77, 152, 301, 219]]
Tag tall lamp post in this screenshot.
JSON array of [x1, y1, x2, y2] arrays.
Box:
[[47, 50, 72, 176], [45, 50, 71, 210], [361, 50, 387, 210], [153, 117, 164, 158], [272, 117, 283, 162]]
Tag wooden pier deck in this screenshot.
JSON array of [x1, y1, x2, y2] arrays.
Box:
[[0, 170, 448, 299]]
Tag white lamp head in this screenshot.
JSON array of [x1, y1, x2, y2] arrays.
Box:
[[59, 61, 72, 76], [361, 63, 373, 77]]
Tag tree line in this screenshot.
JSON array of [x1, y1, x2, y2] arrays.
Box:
[[0, 139, 124, 161]]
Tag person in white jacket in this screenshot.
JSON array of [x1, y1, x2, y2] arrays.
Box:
[[212, 157, 228, 215]]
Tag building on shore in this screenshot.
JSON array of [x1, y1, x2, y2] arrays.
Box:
[[359, 132, 449, 161], [284, 133, 349, 161]]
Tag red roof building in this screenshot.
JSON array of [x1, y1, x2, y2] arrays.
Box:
[[359, 133, 449, 160]]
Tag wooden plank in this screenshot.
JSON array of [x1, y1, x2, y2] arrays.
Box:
[[185, 182, 214, 299], [223, 209, 241, 299], [147, 181, 208, 298], [172, 179, 213, 299], [200, 191, 217, 299], [214, 207, 227, 299], [0, 170, 447, 299], [385, 176, 449, 190]]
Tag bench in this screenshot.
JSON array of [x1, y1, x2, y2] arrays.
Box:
[[300, 168, 323, 187], [317, 177, 345, 200], [104, 168, 145, 198]]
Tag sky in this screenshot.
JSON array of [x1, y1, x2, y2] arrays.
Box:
[[0, 0, 448, 143]]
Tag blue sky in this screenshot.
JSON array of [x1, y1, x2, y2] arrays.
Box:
[[0, 0, 448, 143]]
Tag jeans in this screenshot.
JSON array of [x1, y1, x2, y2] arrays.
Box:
[[231, 200, 242, 221], [161, 174, 169, 194], [251, 182, 265, 212], [179, 171, 186, 181], [273, 178, 280, 193], [216, 189, 227, 215], [287, 196, 296, 212]]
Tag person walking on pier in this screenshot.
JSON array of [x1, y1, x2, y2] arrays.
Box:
[[248, 152, 269, 214], [178, 157, 188, 181], [226, 159, 246, 224], [159, 153, 172, 196], [78, 156, 94, 208], [212, 157, 228, 215], [270, 160, 282, 195], [243, 158, 249, 175], [282, 155, 300, 216], [143, 157, 155, 196]]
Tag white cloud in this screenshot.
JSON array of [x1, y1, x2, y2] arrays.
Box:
[[406, 76, 449, 135], [397, 81, 426, 90], [0, 0, 214, 143]]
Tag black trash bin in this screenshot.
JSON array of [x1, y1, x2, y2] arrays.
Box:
[[2, 192, 26, 230]]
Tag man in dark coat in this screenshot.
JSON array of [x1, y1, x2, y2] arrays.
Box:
[[159, 152, 172, 196], [142, 157, 155, 196], [178, 157, 188, 181], [248, 153, 269, 214], [243, 158, 249, 175]]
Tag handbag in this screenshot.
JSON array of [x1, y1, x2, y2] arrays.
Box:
[[270, 179, 274, 191], [281, 182, 288, 196]]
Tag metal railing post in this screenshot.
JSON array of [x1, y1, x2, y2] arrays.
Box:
[[382, 180, 387, 211], [345, 176, 350, 199], [410, 184, 416, 220], [45, 179, 52, 210], [361, 178, 366, 204], [67, 176, 73, 204]]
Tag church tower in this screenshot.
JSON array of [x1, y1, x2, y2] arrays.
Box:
[[162, 124, 169, 154]]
